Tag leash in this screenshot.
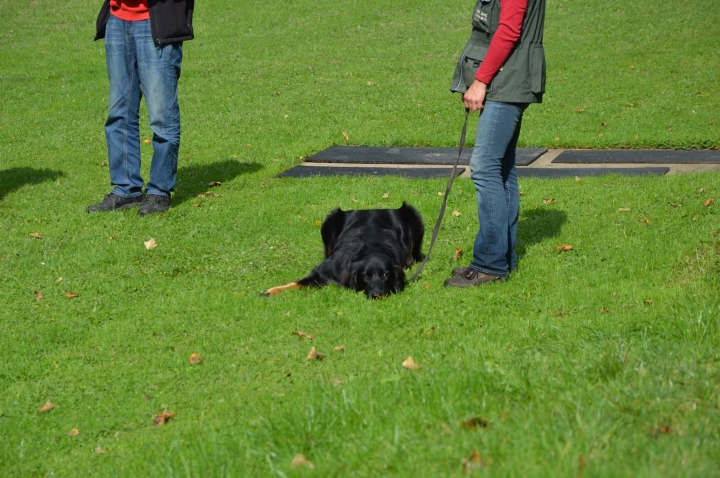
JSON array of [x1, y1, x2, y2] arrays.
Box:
[[408, 108, 470, 283]]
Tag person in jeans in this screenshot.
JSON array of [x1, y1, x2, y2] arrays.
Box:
[[445, 0, 546, 287], [88, 0, 194, 215]]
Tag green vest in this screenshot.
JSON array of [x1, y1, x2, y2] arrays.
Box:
[[451, 0, 546, 103]]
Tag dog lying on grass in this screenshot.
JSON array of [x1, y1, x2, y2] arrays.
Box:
[[261, 202, 424, 299]]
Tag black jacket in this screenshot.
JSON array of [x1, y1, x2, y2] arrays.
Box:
[[95, 0, 195, 45]]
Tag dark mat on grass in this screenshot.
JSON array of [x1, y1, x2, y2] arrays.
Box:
[[277, 165, 465, 179], [307, 146, 547, 166], [517, 167, 669, 179], [553, 149, 720, 164]]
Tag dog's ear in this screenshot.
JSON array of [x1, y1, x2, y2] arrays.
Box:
[[392, 264, 406, 293], [343, 261, 364, 291]]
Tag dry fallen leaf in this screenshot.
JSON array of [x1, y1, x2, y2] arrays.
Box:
[[452, 210, 461, 217], [144, 238, 158, 250], [34, 291, 43, 301], [197, 191, 213, 198], [66, 292, 79, 299], [653, 424, 673, 437], [94, 446, 106, 454], [644, 299, 654, 305], [189, 353, 202, 365], [600, 307, 611, 314], [641, 218, 650, 225], [460, 416, 489, 430], [290, 453, 315, 470], [461, 450, 486, 473], [329, 377, 343, 385], [67, 428, 79, 437], [556, 244, 573, 251], [382, 192, 390, 199], [402, 356, 420, 371], [208, 181, 222, 187], [342, 131, 349, 141], [543, 198, 556, 204], [29, 232, 42, 239], [314, 220, 322, 227], [618, 207, 632, 212], [143, 138, 151, 145], [38, 400, 58, 413], [578, 455, 587, 471], [153, 407, 176, 426], [306, 346, 324, 361], [292, 330, 315, 340], [704, 197, 715, 208], [192, 203, 202, 207], [334, 345, 345, 352], [453, 247, 463, 262]]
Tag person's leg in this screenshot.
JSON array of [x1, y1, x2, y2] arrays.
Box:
[[445, 101, 526, 285], [104, 15, 144, 199], [134, 20, 182, 200]]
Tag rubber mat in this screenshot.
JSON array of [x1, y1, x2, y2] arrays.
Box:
[[517, 167, 669, 179], [277, 165, 466, 179], [552, 149, 720, 164], [306, 146, 547, 167]]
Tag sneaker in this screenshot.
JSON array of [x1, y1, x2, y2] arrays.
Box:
[[87, 193, 143, 213], [444, 268, 507, 287], [138, 194, 171, 216]]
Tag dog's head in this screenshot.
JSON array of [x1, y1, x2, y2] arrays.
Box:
[[350, 256, 405, 299]]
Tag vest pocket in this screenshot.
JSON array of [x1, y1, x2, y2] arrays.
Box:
[[530, 45, 546, 93]]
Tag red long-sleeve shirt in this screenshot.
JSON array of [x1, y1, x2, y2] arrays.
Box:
[[110, 0, 149, 21], [475, 0, 529, 85]]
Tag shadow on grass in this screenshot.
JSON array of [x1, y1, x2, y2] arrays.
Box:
[[517, 208, 567, 259], [0, 167, 65, 201], [174, 160, 262, 206]]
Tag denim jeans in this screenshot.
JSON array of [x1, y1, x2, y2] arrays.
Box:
[[104, 15, 182, 198], [469, 101, 529, 277]]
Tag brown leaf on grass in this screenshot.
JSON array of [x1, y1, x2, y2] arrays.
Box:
[[189, 353, 202, 365], [704, 197, 715, 208], [600, 307, 611, 314], [153, 408, 176, 426], [556, 244, 573, 251], [35, 291, 43, 301], [144, 238, 158, 250], [192, 202, 202, 208], [94, 446, 106, 454], [342, 131, 349, 141], [543, 198, 556, 204], [314, 220, 322, 227], [292, 330, 315, 340], [329, 377, 343, 385], [66, 293, 79, 299], [38, 400, 58, 413], [402, 356, 419, 371], [640, 218, 650, 225], [67, 428, 79, 437], [382, 192, 390, 199], [653, 424, 673, 437], [306, 346, 324, 361], [208, 181, 222, 188], [578, 454, 587, 471], [460, 416, 489, 430], [461, 450, 486, 473], [334, 345, 345, 352], [109, 235, 117, 240], [644, 299, 654, 305], [29, 232, 42, 239], [453, 247, 463, 262], [143, 138, 151, 145], [197, 191, 213, 198], [618, 207, 632, 212], [452, 210, 461, 217], [290, 453, 315, 470]]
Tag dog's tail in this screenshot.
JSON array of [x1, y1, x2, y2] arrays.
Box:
[[260, 282, 303, 298]]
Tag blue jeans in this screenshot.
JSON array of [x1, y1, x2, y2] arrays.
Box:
[[469, 101, 529, 277], [104, 15, 182, 198]]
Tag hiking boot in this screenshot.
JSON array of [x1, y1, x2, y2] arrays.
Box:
[[138, 194, 171, 216], [87, 193, 143, 213], [451, 266, 471, 277], [444, 268, 507, 287]]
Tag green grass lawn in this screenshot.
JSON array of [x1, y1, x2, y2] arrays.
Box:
[[1, 0, 719, 476]]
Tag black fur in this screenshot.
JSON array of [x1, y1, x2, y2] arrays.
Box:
[[297, 202, 424, 299]]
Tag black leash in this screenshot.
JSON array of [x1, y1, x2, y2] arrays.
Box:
[[408, 108, 470, 283]]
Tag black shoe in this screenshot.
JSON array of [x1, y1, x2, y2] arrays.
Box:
[[444, 268, 507, 287], [138, 194, 171, 216], [451, 266, 471, 277], [87, 193, 143, 213]]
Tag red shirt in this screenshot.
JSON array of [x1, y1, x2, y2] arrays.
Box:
[[110, 0, 149, 22], [475, 0, 529, 85]]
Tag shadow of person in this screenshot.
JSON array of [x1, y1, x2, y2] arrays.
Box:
[[0, 167, 65, 201], [516, 208, 567, 260], [173, 160, 262, 206]]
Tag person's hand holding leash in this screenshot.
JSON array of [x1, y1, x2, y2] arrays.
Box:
[[463, 80, 488, 111]]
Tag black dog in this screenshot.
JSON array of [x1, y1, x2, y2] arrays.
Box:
[[262, 202, 424, 299]]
